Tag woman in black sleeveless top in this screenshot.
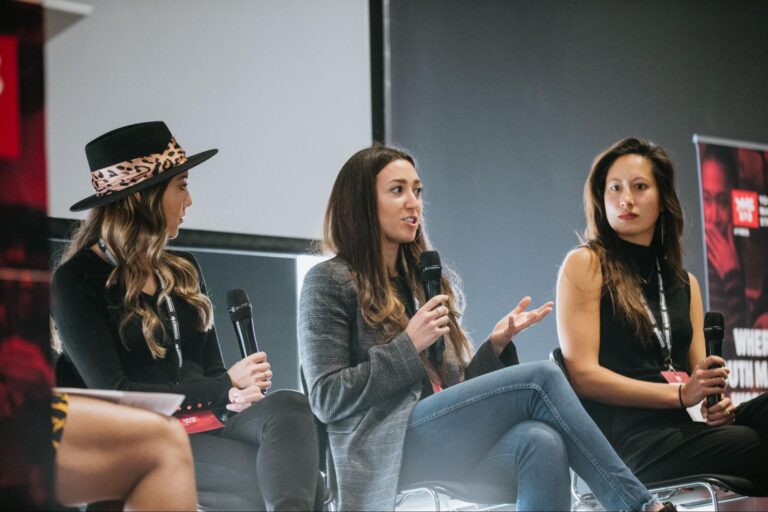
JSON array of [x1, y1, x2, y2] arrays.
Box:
[[556, 138, 768, 490]]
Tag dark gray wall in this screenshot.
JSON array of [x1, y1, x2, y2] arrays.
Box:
[[388, 0, 768, 362], [190, 251, 299, 391]]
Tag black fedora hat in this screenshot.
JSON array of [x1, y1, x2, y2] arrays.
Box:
[[69, 121, 217, 212]]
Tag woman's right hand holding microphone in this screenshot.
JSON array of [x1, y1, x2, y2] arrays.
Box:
[[406, 294, 451, 353], [226, 351, 273, 412]]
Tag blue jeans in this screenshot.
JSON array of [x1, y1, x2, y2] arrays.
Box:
[[399, 361, 657, 511]]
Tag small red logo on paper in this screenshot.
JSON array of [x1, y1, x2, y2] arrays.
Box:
[[0, 35, 20, 160], [732, 190, 759, 228]]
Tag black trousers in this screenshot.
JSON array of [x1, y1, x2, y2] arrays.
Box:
[[632, 392, 768, 492], [190, 390, 321, 511]]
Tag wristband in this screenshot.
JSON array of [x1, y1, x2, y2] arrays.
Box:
[[678, 383, 686, 409]]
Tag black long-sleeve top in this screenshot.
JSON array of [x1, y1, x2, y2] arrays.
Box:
[[51, 247, 231, 412]]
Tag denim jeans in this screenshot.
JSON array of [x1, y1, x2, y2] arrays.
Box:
[[399, 361, 657, 511]]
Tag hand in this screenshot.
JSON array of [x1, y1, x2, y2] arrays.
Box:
[[701, 396, 736, 426], [406, 294, 451, 353], [490, 297, 554, 352], [680, 356, 729, 407], [706, 224, 740, 280], [227, 351, 272, 389], [226, 384, 265, 412]]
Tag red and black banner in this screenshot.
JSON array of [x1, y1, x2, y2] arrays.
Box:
[[695, 135, 768, 406], [0, 2, 53, 509]]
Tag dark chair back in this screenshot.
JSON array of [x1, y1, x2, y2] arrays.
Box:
[[299, 368, 329, 475], [549, 346, 569, 380], [300, 367, 337, 510]]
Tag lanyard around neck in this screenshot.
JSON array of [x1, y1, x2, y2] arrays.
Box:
[[98, 239, 183, 368], [639, 258, 673, 371]]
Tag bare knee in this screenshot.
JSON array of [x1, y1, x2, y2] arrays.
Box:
[[153, 417, 194, 469], [130, 413, 193, 474]]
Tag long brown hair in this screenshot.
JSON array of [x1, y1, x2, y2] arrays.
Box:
[[57, 181, 213, 359], [323, 145, 473, 381], [583, 137, 686, 341]]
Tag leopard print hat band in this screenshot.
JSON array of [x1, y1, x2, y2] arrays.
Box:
[[90, 137, 188, 197], [70, 122, 217, 212]]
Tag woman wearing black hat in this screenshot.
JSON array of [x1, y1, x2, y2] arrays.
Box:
[[51, 121, 320, 511]]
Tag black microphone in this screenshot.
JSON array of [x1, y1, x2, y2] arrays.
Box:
[[227, 289, 260, 358], [419, 251, 444, 365], [704, 312, 725, 408]]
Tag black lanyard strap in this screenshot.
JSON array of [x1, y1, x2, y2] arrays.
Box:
[[639, 258, 673, 371], [98, 239, 183, 368]]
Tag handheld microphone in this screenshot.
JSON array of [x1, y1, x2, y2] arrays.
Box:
[[227, 289, 260, 358], [704, 312, 725, 408], [419, 251, 444, 365]]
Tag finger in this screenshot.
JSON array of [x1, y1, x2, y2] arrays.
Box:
[[513, 296, 532, 314], [701, 376, 727, 389], [433, 315, 450, 328], [706, 399, 729, 414], [424, 295, 449, 310], [243, 351, 267, 364], [238, 387, 264, 403], [257, 380, 273, 390], [226, 402, 252, 412], [699, 368, 729, 381], [707, 407, 735, 425], [252, 362, 271, 373], [506, 314, 516, 335], [707, 416, 729, 427], [428, 306, 450, 319], [700, 355, 727, 369]]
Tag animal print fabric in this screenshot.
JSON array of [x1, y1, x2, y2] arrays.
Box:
[[90, 138, 188, 196]]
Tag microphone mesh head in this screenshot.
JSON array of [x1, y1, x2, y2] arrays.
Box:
[[419, 250, 441, 270], [227, 289, 251, 321], [704, 312, 724, 329], [419, 251, 442, 281]]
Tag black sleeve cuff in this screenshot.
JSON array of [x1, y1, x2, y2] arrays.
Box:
[[499, 342, 520, 367]]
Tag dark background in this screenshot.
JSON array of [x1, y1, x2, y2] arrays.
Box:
[[387, 0, 768, 362]]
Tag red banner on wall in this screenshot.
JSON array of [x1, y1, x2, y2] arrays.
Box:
[[694, 135, 768, 406], [0, 35, 20, 160], [0, 2, 53, 507]]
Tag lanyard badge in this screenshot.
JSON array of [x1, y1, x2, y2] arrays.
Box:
[[639, 258, 674, 372], [98, 239, 183, 368]]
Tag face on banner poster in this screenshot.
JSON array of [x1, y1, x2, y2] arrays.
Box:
[[698, 141, 768, 405]]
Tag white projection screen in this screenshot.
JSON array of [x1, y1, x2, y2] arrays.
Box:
[[45, 0, 371, 241]]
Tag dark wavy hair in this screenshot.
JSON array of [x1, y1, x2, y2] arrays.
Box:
[[323, 144, 472, 381], [583, 137, 686, 342]]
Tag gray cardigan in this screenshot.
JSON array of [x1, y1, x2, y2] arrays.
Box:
[[298, 257, 518, 511]]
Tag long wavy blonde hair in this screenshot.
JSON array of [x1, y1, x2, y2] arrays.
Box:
[[323, 145, 473, 383], [57, 182, 213, 359]]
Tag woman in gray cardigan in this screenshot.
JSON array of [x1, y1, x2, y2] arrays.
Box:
[[299, 145, 673, 512]]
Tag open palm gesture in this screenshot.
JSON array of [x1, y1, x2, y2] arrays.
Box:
[[490, 296, 553, 352]]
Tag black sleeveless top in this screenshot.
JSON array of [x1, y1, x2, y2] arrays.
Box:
[[581, 238, 708, 472]]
